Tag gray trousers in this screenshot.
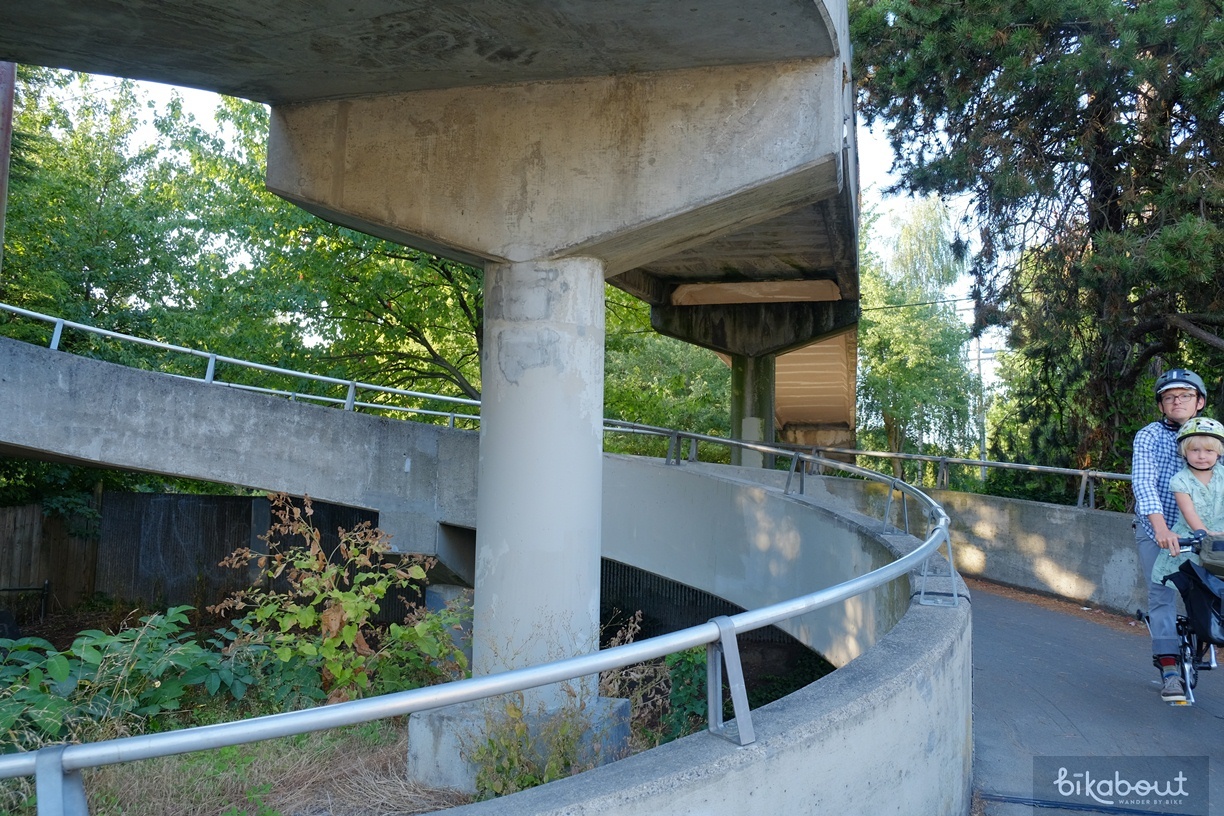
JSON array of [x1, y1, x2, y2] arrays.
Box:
[[1135, 524, 1181, 656]]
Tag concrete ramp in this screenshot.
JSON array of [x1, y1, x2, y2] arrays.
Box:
[[0, 336, 480, 577], [971, 581, 1221, 814]]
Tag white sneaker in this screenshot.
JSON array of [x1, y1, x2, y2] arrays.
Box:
[[1161, 674, 1187, 703]]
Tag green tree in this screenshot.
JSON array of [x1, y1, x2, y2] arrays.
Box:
[[2, 69, 206, 343], [148, 96, 485, 400], [603, 286, 731, 456], [851, 0, 1224, 472], [857, 199, 978, 478]]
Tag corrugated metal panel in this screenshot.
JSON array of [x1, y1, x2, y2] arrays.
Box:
[[600, 558, 790, 644], [96, 493, 260, 608]]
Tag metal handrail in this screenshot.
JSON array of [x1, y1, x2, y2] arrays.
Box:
[[0, 304, 956, 810], [799, 444, 1130, 482], [0, 302, 481, 425], [0, 301, 1120, 497], [789, 444, 1131, 509]]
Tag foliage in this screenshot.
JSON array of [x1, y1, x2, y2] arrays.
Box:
[[469, 689, 597, 800], [662, 647, 708, 741], [857, 199, 979, 476], [0, 606, 251, 753], [149, 96, 486, 401], [851, 0, 1224, 474], [210, 493, 466, 703], [468, 616, 717, 800], [603, 286, 731, 459]]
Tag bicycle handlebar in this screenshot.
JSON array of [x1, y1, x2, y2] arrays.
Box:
[[1176, 530, 1218, 553]]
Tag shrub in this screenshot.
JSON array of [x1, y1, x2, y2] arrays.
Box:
[[211, 493, 467, 703]]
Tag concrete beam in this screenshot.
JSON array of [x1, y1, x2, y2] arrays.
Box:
[[0, 1, 840, 105], [650, 300, 859, 358], [266, 59, 843, 271]]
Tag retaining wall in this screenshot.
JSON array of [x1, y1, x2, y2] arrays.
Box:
[[814, 477, 1144, 615], [430, 458, 973, 816]]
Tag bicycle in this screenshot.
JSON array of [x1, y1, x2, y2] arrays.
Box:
[[1144, 532, 1224, 706]]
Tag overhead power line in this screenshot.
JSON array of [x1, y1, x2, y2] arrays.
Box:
[[861, 296, 974, 312]]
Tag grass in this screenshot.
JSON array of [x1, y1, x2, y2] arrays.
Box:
[[3, 721, 472, 816]]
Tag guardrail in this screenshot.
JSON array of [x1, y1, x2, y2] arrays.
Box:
[[789, 444, 1131, 510], [0, 300, 1119, 505], [0, 302, 956, 815], [0, 302, 482, 428]]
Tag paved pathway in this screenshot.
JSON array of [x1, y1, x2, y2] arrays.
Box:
[[972, 583, 1224, 815]]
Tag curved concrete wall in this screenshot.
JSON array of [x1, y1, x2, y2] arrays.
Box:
[[813, 475, 1145, 615], [602, 457, 907, 667], [438, 457, 972, 816]]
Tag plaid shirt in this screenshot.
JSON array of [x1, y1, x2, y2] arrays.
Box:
[[1132, 419, 1182, 536]]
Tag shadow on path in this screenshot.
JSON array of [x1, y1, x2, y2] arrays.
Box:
[[971, 581, 1224, 816]]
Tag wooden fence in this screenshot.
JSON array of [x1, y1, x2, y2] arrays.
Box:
[[0, 504, 95, 615], [0, 495, 379, 618]]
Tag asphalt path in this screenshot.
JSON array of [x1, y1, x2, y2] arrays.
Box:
[[971, 584, 1224, 816]]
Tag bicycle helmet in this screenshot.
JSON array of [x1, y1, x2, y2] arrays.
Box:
[[1155, 368, 1207, 398], [1176, 416, 1224, 444]]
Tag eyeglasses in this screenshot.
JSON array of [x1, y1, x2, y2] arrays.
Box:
[[1161, 393, 1199, 405]]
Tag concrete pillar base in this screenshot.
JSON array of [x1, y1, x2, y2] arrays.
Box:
[[406, 696, 631, 794]]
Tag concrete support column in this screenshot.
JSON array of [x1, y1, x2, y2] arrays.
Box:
[[474, 257, 605, 705], [730, 354, 775, 468]]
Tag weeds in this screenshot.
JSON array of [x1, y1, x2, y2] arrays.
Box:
[[210, 493, 467, 704], [469, 688, 600, 800], [467, 612, 713, 800], [80, 720, 471, 816], [0, 493, 471, 814]]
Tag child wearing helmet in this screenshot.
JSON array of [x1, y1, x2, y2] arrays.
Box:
[[1132, 368, 1209, 702], [1171, 417, 1224, 539], [1150, 417, 1224, 584]]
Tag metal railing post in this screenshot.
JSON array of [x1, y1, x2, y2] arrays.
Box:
[[666, 432, 681, 465], [706, 616, 755, 746], [918, 527, 960, 608], [35, 746, 89, 816], [882, 481, 897, 533], [49, 320, 63, 351], [204, 354, 217, 384], [784, 455, 800, 495], [344, 382, 357, 411]]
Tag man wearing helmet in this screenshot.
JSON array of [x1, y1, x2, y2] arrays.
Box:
[[1132, 368, 1209, 702]]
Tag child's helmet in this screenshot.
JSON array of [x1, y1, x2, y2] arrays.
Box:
[[1155, 368, 1207, 399], [1176, 416, 1224, 444]]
